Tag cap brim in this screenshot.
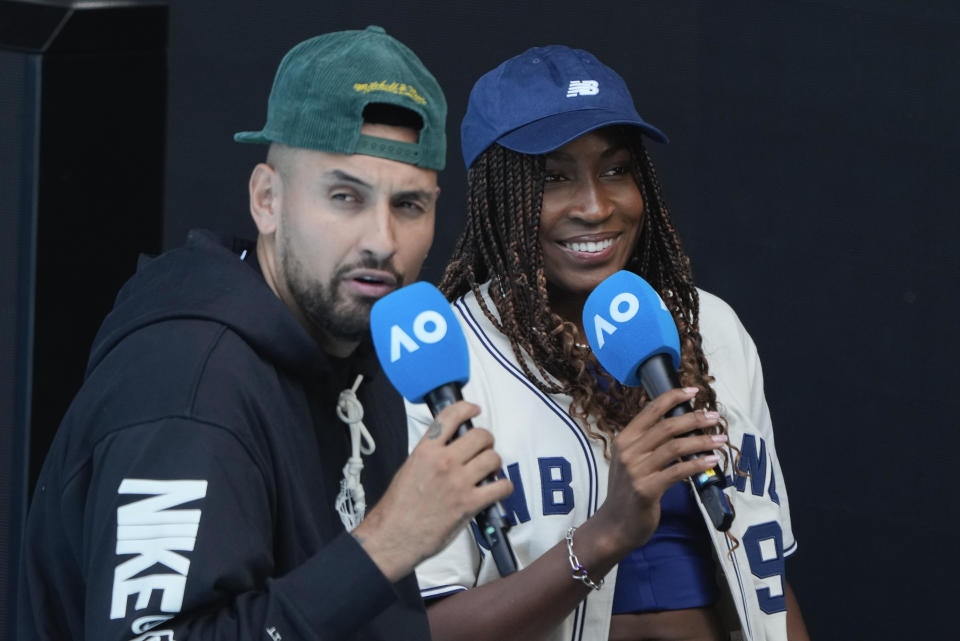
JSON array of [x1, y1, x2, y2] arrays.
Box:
[[496, 108, 668, 155], [233, 130, 273, 144]]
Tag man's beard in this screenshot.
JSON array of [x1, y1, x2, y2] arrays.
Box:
[[279, 241, 402, 343]]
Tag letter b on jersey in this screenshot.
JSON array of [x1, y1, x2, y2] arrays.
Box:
[[538, 457, 574, 515]]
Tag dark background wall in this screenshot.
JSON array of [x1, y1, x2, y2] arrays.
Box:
[[5, 0, 957, 639], [163, 1, 960, 637]]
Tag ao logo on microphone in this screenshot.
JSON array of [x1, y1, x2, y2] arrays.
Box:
[[591, 291, 668, 349], [371, 282, 470, 403], [583, 271, 681, 386], [389, 310, 448, 362]]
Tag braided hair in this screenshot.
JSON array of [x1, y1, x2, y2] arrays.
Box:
[[440, 128, 730, 460]]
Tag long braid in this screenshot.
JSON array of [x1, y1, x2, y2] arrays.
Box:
[[440, 133, 732, 470]]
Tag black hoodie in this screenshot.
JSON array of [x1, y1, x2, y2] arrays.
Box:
[[18, 230, 431, 641]]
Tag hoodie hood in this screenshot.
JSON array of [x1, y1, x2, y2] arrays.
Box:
[[88, 229, 349, 381]]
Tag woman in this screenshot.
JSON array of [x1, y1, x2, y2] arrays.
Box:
[[407, 45, 809, 641]]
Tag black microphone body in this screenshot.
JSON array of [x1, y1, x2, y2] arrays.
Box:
[[424, 384, 518, 576], [639, 354, 734, 531]]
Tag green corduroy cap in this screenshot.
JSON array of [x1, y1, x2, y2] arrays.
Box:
[[235, 25, 447, 170]]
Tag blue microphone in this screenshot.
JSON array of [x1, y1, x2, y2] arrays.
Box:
[[371, 282, 518, 575], [583, 271, 733, 531]]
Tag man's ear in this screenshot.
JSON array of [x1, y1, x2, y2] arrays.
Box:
[[249, 162, 281, 235]]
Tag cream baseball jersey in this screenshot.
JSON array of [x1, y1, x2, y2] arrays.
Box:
[[407, 283, 796, 641]]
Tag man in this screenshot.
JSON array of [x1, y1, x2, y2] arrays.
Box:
[[18, 26, 511, 641]]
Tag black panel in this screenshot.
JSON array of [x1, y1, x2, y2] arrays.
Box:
[[0, 2, 167, 638], [0, 45, 36, 641], [30, 43, 167, 496]]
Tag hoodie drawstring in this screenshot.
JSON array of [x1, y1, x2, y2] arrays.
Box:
[[334, 374, 376, 531]]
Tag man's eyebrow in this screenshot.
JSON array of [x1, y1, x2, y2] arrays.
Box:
[[325, 169, 373, 189], [393, 189, 438, 204]]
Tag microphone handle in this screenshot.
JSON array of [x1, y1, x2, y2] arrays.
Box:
[[639, 355, 734, 532], [424, 385, 518, 576]]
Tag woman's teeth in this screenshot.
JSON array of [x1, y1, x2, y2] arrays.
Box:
[[563, 238, 614, 253]]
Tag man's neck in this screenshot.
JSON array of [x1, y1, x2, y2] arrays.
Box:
[[321, 335, 360, 359]]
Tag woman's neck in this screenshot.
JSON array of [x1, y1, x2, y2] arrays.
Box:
[[547, 287, 589, 343]]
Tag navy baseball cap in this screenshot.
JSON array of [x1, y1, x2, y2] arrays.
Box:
[[461, 45, 668, 168]]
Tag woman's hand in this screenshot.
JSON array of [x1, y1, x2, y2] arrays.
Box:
[[594, 386, 727, 554]]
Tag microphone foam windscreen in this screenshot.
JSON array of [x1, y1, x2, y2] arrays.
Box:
[[582, 270, 681, 385], [370, 282, 470, 403]]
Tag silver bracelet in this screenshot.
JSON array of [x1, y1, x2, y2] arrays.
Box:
[[565, 527, 604, 591]]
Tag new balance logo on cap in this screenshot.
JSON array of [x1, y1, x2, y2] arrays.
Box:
[[566, 80, 599, 97]]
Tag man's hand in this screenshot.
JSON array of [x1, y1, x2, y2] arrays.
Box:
[[352, 401, 512, 581]]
